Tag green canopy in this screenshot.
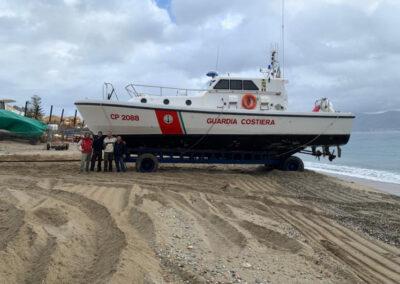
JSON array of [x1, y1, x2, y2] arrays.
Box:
[[0, 109, 47, 138]]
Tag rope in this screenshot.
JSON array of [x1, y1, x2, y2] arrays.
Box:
[[0, 159, 80, 163], [276, 113, 341, 158], [188, 101, 225, 150]]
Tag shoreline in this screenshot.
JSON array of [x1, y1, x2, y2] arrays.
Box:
[[314, 170, 400, 196]]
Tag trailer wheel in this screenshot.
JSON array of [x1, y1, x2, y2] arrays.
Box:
[[136, 153, 158, 173], [281, 156, 304, 172]]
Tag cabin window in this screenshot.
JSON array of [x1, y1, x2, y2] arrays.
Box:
[[230, 80, 242, 90], [213, 79, 229, 90], [243, 80, 259, 90]]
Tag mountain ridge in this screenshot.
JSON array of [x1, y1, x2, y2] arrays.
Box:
[[352, 110, 400, 132]]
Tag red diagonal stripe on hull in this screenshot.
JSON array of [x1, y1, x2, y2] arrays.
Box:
[[155, 110, 183, 134]]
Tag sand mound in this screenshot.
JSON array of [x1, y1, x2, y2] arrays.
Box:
[[240, 220, 302, 253], [129, 207, 156, 245], [34, 207, 69, 227]]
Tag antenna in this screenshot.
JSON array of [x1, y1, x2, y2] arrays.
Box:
[[281, 0, 285, 78], [215, 45, 220, 72]]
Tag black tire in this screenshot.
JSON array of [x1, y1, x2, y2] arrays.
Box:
[[65, 144, 69, 150], [47, 143, 51, 150], [280, 156, 304, 172], [136, 153, 158, 173]]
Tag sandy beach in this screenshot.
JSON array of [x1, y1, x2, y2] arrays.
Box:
[[0, 140, 399, 283]]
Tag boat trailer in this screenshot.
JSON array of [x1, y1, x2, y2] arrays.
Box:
[[125, 149, 305, 173]]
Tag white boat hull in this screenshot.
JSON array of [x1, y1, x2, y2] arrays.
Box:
[[76, 100, 354, 154]]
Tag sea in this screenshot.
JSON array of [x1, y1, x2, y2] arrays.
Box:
[[299, 131, 400, 190]]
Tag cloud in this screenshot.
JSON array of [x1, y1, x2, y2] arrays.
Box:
[[0, 0, 399, 115], [221, 13, 244, 30]]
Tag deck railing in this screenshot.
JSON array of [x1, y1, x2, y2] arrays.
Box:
[[125, 83, 206, 97], [103, 83, 119, 101]]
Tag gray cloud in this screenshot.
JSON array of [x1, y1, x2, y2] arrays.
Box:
[[0, 0, 399, 116]]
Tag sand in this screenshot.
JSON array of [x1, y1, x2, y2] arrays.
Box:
[[0, 140, 399, 283]]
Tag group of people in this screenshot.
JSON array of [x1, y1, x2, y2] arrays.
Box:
[[77, 131, 127, 173]]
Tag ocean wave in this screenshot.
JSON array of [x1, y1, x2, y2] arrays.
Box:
[[304, 162, 400, 185]]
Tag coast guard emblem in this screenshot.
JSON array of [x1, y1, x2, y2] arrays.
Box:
[[163, 114, 173, 124]]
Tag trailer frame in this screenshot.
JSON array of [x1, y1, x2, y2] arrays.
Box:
[[124, 148, 303, 173]]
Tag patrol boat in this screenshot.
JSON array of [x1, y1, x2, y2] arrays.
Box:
[[75, 51, 355, 159]]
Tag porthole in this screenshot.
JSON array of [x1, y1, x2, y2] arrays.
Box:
[[163, 99, 170, 105], [141, 98, 147, 103], [186, 100, 192, 106]]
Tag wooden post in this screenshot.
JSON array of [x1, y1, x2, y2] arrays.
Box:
[[60, 109, 64, 126], [49, 105, 53, 124], [24, 101, 29, 117], [73, 109, 77, 126]]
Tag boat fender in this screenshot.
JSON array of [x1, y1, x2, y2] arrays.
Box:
[[319, 98, 335, 112], [312, 105, 321, 112], [242, 94, 257, 110]]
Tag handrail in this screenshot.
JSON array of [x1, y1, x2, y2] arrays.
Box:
[[125, 83, 207, 97], [103, 83, 119, 101]]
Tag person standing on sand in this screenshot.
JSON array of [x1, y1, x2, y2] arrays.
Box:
[[103, 131, 116, 172], [114, 136, 127, 172], [90, 131, 104, 172], [77, 132, 92, 173]]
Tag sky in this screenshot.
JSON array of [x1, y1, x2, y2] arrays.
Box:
[[1, 0, 399, 116]]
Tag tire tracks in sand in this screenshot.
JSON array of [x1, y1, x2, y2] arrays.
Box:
[[42, 189, 127, 284], [0, 199, 24, 251], [2, 163, 400, 283], [2, 179, 128, 284], [66, 182, 163, 283], [239, 176, 400, 283]]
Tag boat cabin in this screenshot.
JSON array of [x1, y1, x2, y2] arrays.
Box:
[[126, 75, 288, 112]]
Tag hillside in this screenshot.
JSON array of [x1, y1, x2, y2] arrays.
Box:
[[352, 111, 400, 132]]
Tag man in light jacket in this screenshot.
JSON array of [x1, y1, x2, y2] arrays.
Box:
[[103, 131, 117, 172]]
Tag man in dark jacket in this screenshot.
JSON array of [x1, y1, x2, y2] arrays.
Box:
[[90, 131, 104, 172], [113, 136, 127, 172]]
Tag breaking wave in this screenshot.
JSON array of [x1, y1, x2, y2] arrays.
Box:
[[305, 162, 400, 185]]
